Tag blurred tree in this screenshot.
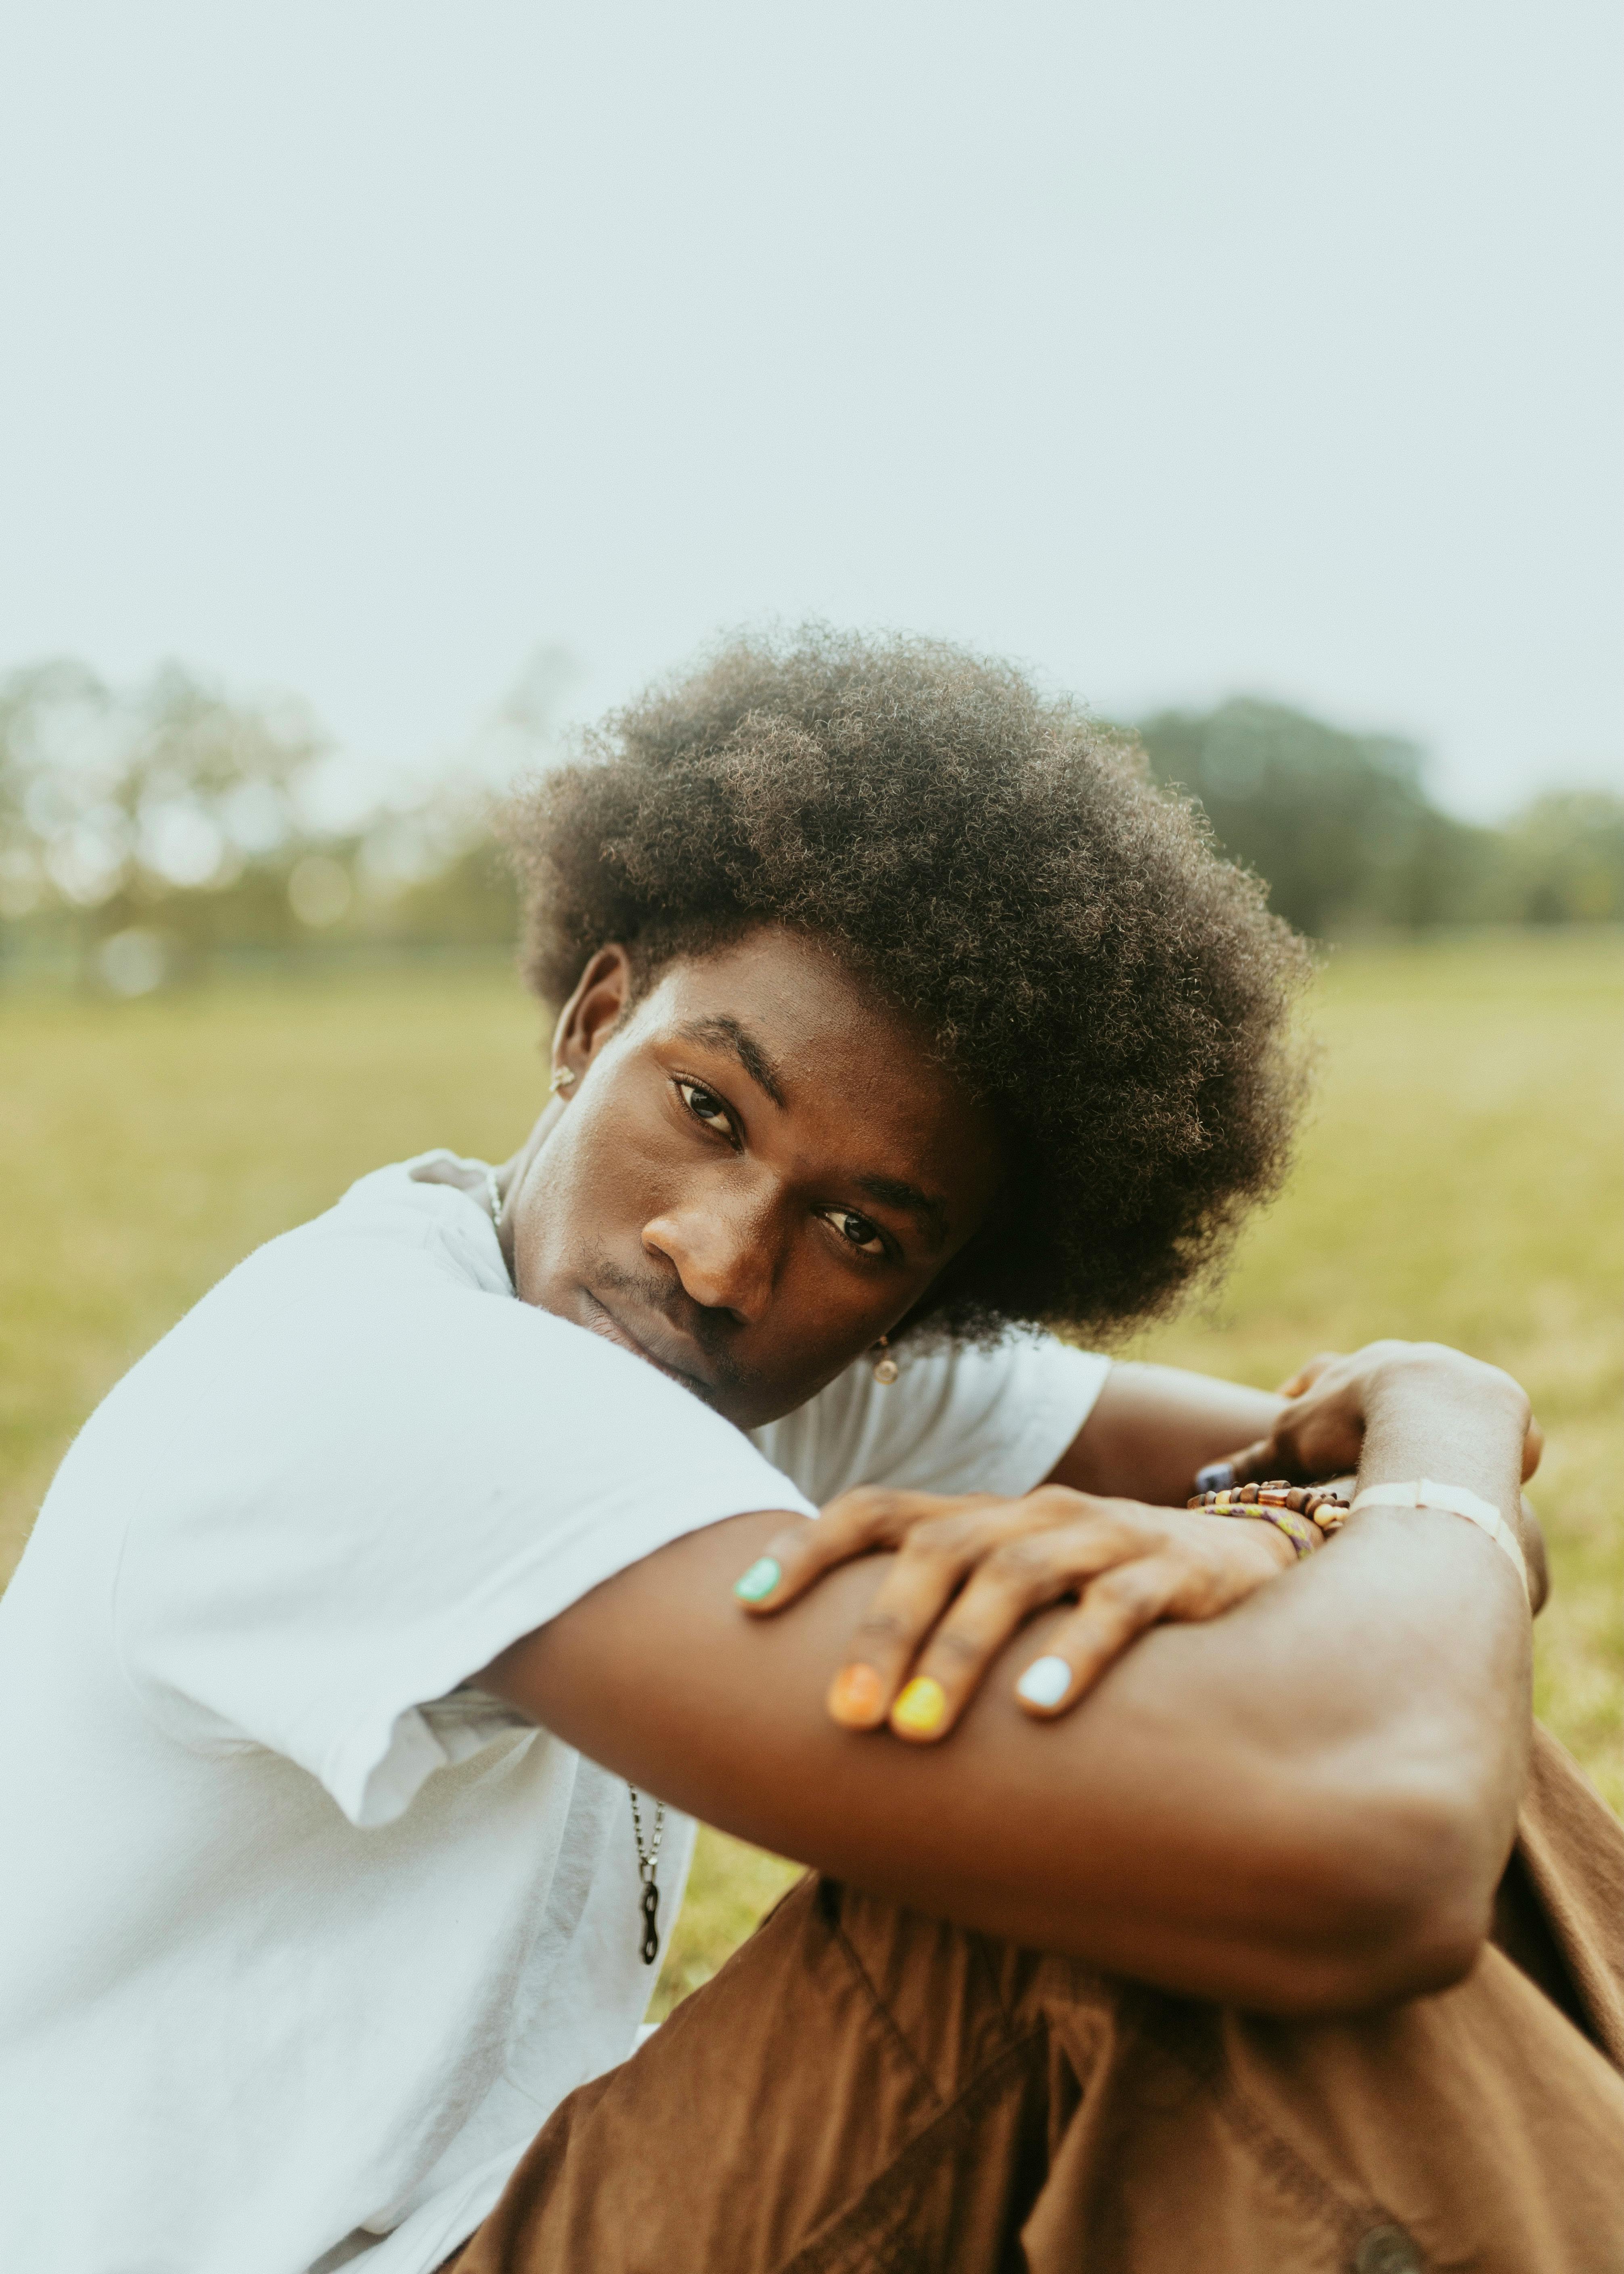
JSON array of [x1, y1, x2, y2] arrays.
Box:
[[1493, 791, 1624, 924], [0, 658, 327, 966], [4, 662, 1615, 987], [1132, 698, 1502, 936], [0, 658, 519, 984]]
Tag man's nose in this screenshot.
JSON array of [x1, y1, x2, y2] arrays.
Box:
[[642, 1192, 777, 1324]]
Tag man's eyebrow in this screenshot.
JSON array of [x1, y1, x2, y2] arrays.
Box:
[[675, 1016, 787, 1107], [674, 1019, 950, 1248], [856, 1175, 951, 1253]]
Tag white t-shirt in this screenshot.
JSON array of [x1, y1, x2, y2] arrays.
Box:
[[0, 1157, 1108, 2274]]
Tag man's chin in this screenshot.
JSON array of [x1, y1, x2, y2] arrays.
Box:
[[520, 1264, 813, 1431]]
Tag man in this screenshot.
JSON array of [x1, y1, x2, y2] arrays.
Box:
[[1, 631, 1619, 2273]]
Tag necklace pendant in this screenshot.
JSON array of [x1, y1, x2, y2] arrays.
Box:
[[639, 1878, 661, 1966]]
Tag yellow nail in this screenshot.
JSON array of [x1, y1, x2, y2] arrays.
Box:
[[890, 1676, 948, 1739], [827, 1664, 888, 1727]]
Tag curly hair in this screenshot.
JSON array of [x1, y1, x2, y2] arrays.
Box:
[[503, 628, 1311, 1345]]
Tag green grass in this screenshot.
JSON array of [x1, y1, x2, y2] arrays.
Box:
[[1124, 929, 1623, 1814], [1, 930, 1619, 2022]]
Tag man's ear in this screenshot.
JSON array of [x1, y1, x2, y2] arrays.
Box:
[[552, 945, 635, 1084]]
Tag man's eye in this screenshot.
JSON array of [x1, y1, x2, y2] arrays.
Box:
[[823, 1209, 886, 1256], [676, 1081, 737, 1140]]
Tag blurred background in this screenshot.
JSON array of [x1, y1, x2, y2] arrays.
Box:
[[2, 0, 1620, 2008]]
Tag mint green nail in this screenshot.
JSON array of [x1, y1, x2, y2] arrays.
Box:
[[733, 1556, 781, 1603]]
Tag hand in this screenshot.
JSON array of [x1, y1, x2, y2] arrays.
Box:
[[732, 1484, 1295, 1742], [1214, 1341, 1542, 1491]]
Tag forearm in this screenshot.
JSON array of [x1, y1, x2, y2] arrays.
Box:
[[1513, 1495, 1549, 1612], [1053, 1362, 1285, 1505], [1067, 1356, 1550, 1612], [485, 1378, 1531, 2012]]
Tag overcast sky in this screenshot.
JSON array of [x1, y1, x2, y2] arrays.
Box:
[[2, 0, 1618, 819]]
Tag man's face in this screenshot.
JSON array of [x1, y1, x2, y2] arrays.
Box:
[[505, 928, 1003, 1429]]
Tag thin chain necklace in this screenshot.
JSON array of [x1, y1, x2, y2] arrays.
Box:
[[627, 1783, 666, 1966], [484, 1165, 667, 1966]]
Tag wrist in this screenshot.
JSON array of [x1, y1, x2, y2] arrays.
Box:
[[1241, 1516, 1300, 1572], [1363, 1345, 1530, 1435]]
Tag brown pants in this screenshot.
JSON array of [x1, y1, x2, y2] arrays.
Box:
[[452, 1728, 1624, 2273]]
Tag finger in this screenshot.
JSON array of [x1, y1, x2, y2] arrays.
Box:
[[1215, 1436, 1280, 1489], [1217, 1398, 1366, 1490], [732, 1488, 971, 1614], [825, 1508, 1028, 1727], [839, 1505, 1149, 1737], [1014, 1556, 1188, 1718], [884, 1517, 1168, 1742], [1276, 1352, 1344, 1399], [1521, 1417, 1543, 1484]]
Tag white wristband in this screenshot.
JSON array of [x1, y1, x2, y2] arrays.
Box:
[[1348, 1478, 1531, 1603]]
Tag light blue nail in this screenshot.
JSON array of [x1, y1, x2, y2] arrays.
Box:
[[1017, 1655, 1073, 1709], [733, 1556, 781, 1603]]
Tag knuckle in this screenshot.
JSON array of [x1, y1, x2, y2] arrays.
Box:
[[852, 1608, 912, 1647], [819, 1489, 872, 1534], [933, 1628, 985, 1668], [903, 1515, 971, 1563], [1092, 1563, 1160, 1614], [986, 1536, 1054, 1584]]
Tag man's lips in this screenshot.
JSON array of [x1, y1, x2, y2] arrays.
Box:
[[581, 1290, 713, 1393]]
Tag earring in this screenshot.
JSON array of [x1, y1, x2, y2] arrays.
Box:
[[549, 1066, 577, 1095], [871, 1334, 899, 1386]]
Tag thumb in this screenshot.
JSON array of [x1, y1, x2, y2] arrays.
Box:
[[1522, 1416, 1544, 1484], [1194, 1436, 1277, 1495], [1276, 1351, 1343, 1400]]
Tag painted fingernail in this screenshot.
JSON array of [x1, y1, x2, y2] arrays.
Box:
[[890, 1676, 948, 1738], [1194, 1462, 1236, 1496], [827, 1664, 887, 1727], [1016, 1655, 1074, 1711], [733, 1556, 781, 1603]]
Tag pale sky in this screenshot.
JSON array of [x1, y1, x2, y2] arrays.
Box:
[[1, 0, 1619, 820]]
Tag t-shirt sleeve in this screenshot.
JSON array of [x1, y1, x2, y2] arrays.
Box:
[[108, 1175, 813, 1830], [748, 1335, 1111, 1509]]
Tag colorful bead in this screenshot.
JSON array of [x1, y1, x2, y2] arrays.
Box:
[[1256, 1506, 1321, 1558], [1193, 1480, 1346, 1559]]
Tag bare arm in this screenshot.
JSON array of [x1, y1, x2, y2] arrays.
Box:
[[485, 1348, 1532, 2016], [1056, 1354, 1548, 1608], [1050, 1361, 1285, 1505]]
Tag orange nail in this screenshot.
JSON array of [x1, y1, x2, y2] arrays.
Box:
[[827, 1664, 888, 1728], [890, 1676, 948, 1739]]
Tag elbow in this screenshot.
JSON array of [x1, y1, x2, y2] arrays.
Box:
[[1269, 1899, 1485, 2022], [1251, 1781, 1498, 2020]]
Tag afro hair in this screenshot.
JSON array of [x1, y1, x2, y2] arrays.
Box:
[[503, 628, 1310, 1345]]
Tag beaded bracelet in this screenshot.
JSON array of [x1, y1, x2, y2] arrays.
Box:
[[1185, 1478, 1352, 1560]]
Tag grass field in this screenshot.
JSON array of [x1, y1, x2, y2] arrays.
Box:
[[1, 928, 1619, 2020]]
